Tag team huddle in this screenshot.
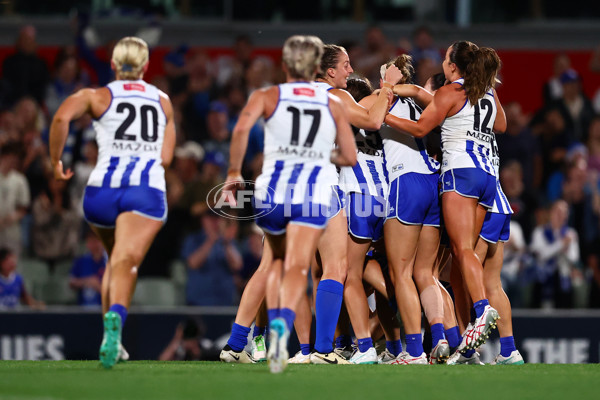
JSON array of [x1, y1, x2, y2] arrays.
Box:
[[220, 35, 524, 372]]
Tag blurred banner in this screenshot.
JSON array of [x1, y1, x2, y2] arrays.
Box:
[[1, 308, 599, 363]]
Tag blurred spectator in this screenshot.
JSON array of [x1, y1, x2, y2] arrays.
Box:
[[530, 200, 581, 308], [0, 110, 19, 146], [535, 107, 572, 186], [178, 151, 226, 223], [215, 34, 254, 89], [496, 101, 541, 189], [163, 45, 189, 105], [402, 25, 442, 66], [502, 220, 526, 307], [545, 143, 587, 203], [245, 57, 274, 94], [74, 14, 114, 87], [353, 26, 396, 87], [554, 69, 595, 143], [586, 116, 600, 173], [0, 247, 44, 309], [181, 50, 215, 143], [138, 167, 187, 278], [159, 318, 217, 361], [45, 55, 86, 117], [0, 142, 30, 256], [399, 25, 442, 85], [31, 175, 80, 270], [543, 53, 571, 104], [173, 141, 204, 186], [181, 210, 242, 306], [0, 25, 49, 108], [17, 99, 49, 202], [414, 56, 442, 88], [560, 152, 600, 262], [202, 101, 231, 164], [500, 160, 539, 241], [69, 230, 106, 307]]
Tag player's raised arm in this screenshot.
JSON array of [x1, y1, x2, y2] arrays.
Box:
[[392, 84, 434, 108], [329, 65, 401, 131], [328, 94, 357, 167], [384, 84, 458, 138]]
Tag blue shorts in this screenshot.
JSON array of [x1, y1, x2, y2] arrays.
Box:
[[83, 185, 167, 228], [328, 185, 346, 219], [386, 172, 440, 226], [254, 198, 328, 235], [480, 212, 511, 243], [440, 168, 496, 209], [346, 192, 386, 241]]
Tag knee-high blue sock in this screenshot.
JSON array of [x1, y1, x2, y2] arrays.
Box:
[[314, 279, 344, 354], [445, 326, 461, 349], [474, 299, 490, 318], [405, 333, 424, 357], [227, 323, 251, 352], [108, 304, 128, 327], [335, 334, 353, 349], [386, 340, 402, 357], [253, 325, 266, 338], [431, 323, 445, 347], [500, 336, 516, 357], [279, 308, 296, 332]]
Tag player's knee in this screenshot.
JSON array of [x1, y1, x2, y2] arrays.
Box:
[[412, 268, 432, 288]]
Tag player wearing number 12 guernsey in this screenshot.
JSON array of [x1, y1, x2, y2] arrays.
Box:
[[387, 41, 506, 355], [49, 36, 176, 369]]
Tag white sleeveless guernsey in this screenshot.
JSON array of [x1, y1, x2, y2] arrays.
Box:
[[490, 134, 513, 215], [380, 96, 440, 182], [255, 82, 338, 205], [88, 80, 167, 191], [440, 78, 497, 176]]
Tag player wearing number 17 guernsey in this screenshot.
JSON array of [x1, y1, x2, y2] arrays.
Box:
[[224, 35, 356, 373], [49, 37, 176, 369], [387, 41, 505, 353]]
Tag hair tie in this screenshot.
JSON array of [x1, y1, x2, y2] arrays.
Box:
[[121, 64, 133, 72]]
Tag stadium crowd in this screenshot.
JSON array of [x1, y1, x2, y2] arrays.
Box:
[[2, 22, 600, 310]]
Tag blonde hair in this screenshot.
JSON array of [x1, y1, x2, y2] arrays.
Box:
[[111, 36, 149, 80], [282, 35, 324, 81]]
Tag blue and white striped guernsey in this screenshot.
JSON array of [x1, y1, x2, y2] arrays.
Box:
[[254, 82, 338, 206], [88, 80, 167, 192], [440, 78, 497, 176], [490, 134, 513, 215], [380, 96, 440, 182]]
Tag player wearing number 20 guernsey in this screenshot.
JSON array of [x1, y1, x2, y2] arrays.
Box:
[[49, 36, 176, 369]]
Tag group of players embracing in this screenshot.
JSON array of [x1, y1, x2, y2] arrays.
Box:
[[220, 35, 525, 373]]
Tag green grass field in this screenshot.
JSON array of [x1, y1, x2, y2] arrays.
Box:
[[0, 361, 598, 400]]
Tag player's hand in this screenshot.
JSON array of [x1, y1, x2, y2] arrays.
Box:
[[52, 161, 74, 181], [383, 64, 403, 86], [221, 173, 244, 206]]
